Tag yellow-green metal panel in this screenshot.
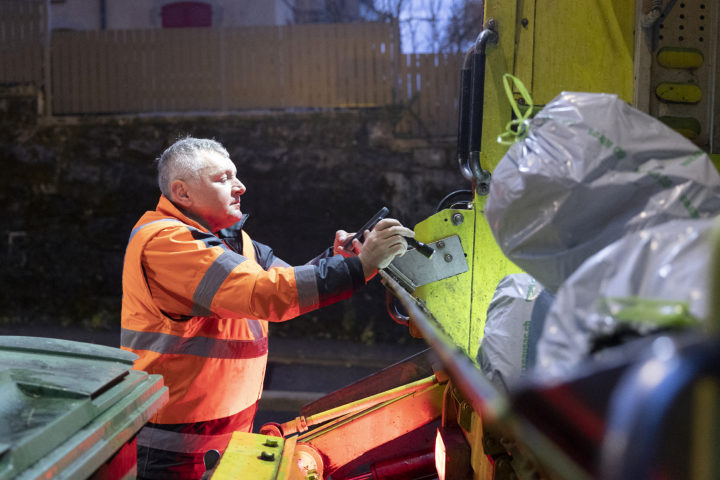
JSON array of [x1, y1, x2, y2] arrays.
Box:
[[469, 197, 521, 360], [531, 0, 635, 104], [212, 432, 285, 480], [414, 205, 520, 359], [481, 0, 635, 173], [414, 208, 477, 355], [479, 0, 518, 174], [711, 154, 720, 172], [514, 0, 536, 94], [420, 0, 637, 360]]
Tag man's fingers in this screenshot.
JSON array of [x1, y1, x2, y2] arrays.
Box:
[[372, 218, 411, 233], [371, 224, 414, 240], [373, 218, 400, 229]]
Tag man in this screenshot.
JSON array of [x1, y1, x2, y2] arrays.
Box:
[[121, 137, 413, 479]]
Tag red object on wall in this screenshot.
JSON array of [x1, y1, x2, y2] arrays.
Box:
[[161, 2, 212, 28]]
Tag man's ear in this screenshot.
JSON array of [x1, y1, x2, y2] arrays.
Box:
[[170, 180, 193, 208]]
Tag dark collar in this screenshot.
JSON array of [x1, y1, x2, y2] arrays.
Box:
[[215, 214, 250, 239]]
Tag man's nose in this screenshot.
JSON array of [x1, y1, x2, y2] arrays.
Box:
[[233, 180, 246, 195]]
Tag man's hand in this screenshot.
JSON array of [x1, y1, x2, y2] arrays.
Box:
[[333, 229, 357, 257], [355, 218, 414, 280]]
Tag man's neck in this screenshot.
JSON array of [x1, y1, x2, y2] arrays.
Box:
[[164, 197, 213, 232]]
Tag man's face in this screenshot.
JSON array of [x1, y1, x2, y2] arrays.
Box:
[[182, 151, 246, 232]]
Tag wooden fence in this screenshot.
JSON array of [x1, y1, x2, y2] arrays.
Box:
[[1, 1, 462, 137], [51, 23, 397, 113], [0, 0, 47, 86], [396, 52, 463, 137]]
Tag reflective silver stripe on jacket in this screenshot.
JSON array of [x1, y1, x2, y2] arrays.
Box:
[[270, 257, 291, 268], [294, 265, 319, 309], [127, 218, 182, 245], [247, 318, 264, 339], [191, 250, 247, 316], [121, 328, 267, 359], [137, 426, 234, 454]]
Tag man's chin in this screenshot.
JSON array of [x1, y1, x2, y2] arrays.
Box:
[[229, 212, 244, 224]]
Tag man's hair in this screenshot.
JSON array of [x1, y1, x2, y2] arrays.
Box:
[[157, 137, 230, 198]]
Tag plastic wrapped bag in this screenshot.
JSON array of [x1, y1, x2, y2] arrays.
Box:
[[534, 217, 714, 380], [485, 92, 720, 292], [478, 273, 553, 391]]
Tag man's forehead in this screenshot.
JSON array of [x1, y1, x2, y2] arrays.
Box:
[[197, 150, 235, 173]]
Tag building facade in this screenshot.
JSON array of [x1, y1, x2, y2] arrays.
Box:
[[49, 0, 374, 31]]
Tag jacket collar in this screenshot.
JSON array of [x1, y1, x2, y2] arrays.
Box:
[[216, 215, 249, 240]]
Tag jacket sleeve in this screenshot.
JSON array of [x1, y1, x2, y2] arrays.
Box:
[[250, 239, 366, 311], [142, 225, 365, 322]]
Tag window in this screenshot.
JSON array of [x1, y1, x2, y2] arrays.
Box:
[[161, 2, 212, 28]]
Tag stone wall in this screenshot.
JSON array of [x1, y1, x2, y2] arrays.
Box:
[[0, 87, 467, 343]]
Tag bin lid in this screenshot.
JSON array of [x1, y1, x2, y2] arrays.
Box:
[[0, 336, 167, 480]]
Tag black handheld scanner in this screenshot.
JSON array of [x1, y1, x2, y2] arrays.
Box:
[[344, 206, 435, 259], [343, 207, 390, 250]]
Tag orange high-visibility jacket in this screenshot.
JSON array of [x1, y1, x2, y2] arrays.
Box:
[[121, 196, 364, 456]]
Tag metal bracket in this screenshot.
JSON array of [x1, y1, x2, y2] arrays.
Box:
[[384, 235, 469, 293]]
